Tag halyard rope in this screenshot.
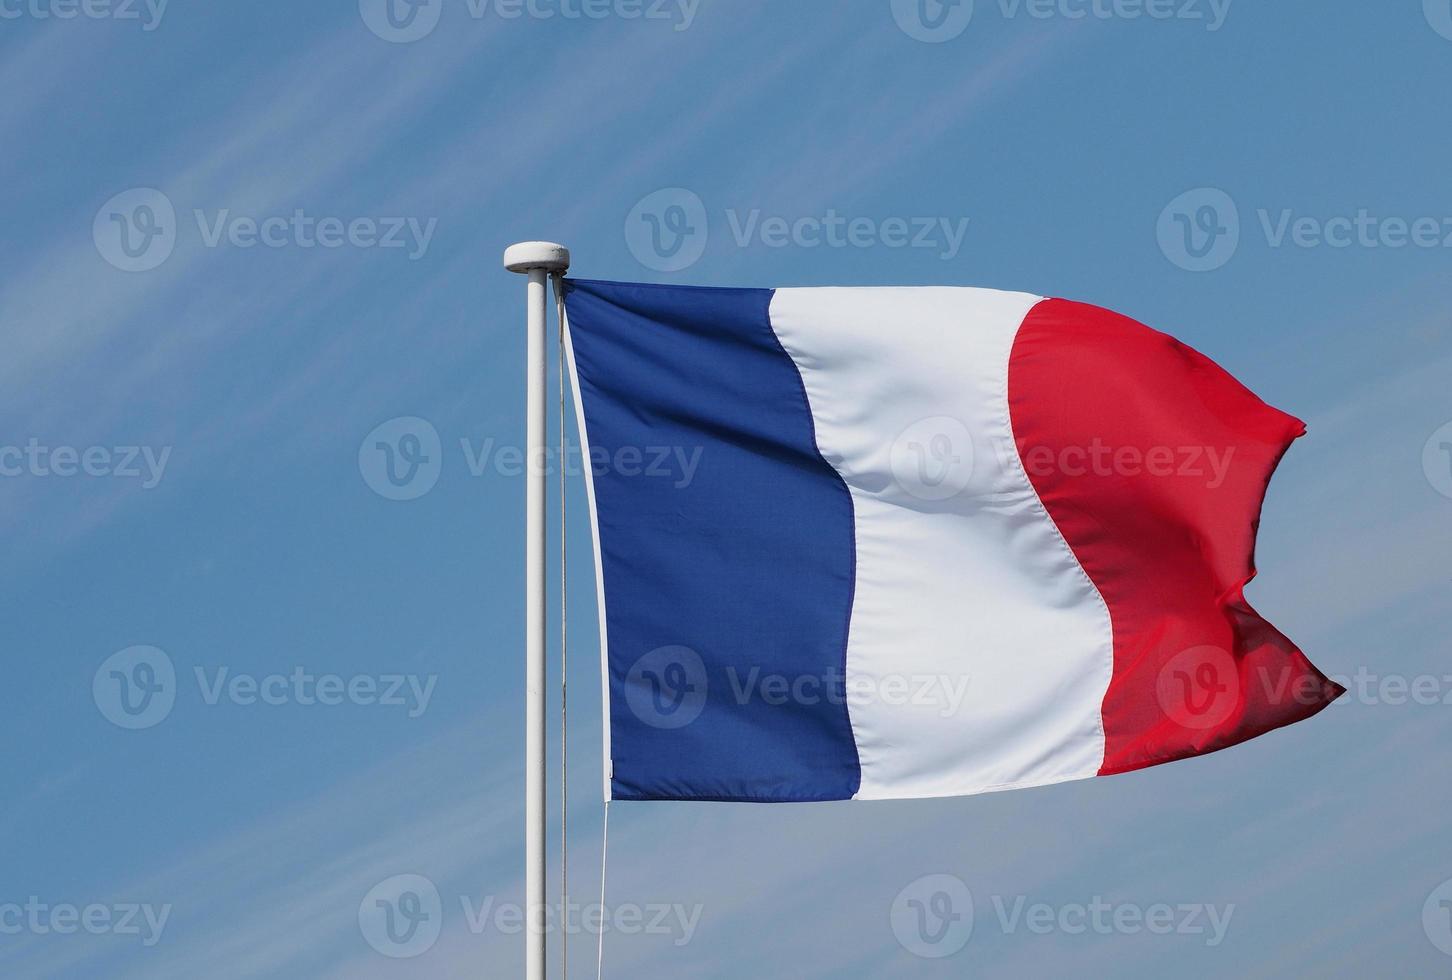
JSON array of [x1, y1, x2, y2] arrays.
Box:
[[554, 277, 610, 980], [554, 274, 569, 980]]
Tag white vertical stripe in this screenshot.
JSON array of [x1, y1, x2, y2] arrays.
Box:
[[562, 305, 614, 803], [769, 287, 1113, 800]]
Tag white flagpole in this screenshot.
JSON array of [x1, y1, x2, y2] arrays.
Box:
[[504, 241, 570, 980]]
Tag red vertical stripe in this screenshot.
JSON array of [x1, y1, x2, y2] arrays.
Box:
[[1008, 299, 1343, 776]]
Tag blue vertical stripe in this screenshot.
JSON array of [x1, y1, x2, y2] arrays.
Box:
[[565, 279, 860, 802]]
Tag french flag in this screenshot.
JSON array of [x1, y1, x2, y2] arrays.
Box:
[[563, 279, 1343, 803]]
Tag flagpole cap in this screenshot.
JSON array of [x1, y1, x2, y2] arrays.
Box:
[[504, 241, 570, 275]]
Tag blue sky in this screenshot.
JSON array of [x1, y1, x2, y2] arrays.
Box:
[[1, 0, 1449, 976]]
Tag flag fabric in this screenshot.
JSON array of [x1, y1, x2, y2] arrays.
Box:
[[562, 279, 1342, 803]]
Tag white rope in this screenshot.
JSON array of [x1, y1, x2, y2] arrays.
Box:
[[554, 274, 569, 980], [553, 277, 609, 980], [548, 275, 606, 980], [596, 800, 611, 980]]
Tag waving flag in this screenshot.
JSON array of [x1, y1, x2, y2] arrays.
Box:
[[563, 279, 1342, 803]]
